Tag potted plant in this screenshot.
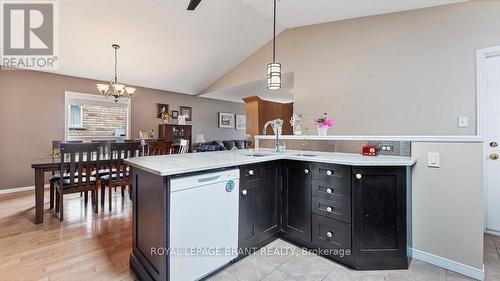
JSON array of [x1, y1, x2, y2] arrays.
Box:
[[271, 119, 284, 135], [313, 113, 333, 136]]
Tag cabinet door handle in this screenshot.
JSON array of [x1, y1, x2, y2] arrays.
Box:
[[304, 169, 310, 174], [355, 173, 362, 179], [326, 231, 334, 238], [326, 206, 333, 212], [242, 189, 247, 195], [326, 170, 333, 176], [326, 188, 333, 194], [248, 170, 254, 176]]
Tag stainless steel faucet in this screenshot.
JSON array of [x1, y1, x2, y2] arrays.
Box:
[[263, 121, 282, 153]]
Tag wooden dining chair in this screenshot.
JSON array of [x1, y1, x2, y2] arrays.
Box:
[[179, 139, 189, 154], [49, 140, 83, 209], [100, 142, 140, 211], [54, 143, 100, 221], [147, 141, 173, 155]]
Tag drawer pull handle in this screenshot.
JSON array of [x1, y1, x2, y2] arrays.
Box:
[[248, 170, 254, 176], [326, 206, 333, 212], [304, 169, 310, 174], [355, 173, 362, 179], [326, 188, 333, 194], [326, 231, 334, 238], [242, 189, 247, 195], [326, 170, 333, 176]]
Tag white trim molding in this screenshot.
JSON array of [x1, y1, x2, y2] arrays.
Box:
[[410, 248, 485, 281], [0, 184, 49, 195]]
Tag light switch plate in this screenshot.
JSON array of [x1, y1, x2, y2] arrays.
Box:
[[458, 117, 468, 128], [428, 152, 440, 168]]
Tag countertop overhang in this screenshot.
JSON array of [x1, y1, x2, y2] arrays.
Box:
[[125, 149, 416, 176]]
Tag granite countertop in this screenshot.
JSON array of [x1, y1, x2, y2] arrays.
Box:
[[125, 149, 416, 176]]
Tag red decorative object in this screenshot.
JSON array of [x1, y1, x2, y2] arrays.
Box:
[[362, 146, 379, 156]]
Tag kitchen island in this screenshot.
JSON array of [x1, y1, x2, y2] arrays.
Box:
[[126, 149, 416, 281]]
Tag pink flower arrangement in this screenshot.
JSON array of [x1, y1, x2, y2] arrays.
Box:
[[313, 113, 334, 128]]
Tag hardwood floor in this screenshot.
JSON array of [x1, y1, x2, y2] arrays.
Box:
[[0, 189, 134, 281]]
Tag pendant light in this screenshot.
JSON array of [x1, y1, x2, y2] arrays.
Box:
[[267, 0, 281, 90], [96, 44, 136, 102]]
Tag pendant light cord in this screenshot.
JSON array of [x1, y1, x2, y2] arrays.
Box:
[[273, 0, 277, 63]]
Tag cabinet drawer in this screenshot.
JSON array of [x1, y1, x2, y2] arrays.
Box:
[[312, 163, 350, 183], [312, 179, 350, 202], [312, 214, 351, 250], [312, 197, 351, 223], [240, 165, 260, 181]]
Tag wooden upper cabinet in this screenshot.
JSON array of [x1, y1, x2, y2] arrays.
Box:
[[243, 96, 294, 144]]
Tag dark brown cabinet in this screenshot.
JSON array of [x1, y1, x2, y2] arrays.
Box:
[[239, 162, 281, 251], [158, 124, 192, 150], [352, 166, 409, 269], [282, 161, 312, 243]]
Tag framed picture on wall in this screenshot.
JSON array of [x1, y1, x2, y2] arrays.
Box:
[[157, 104, 169, 118], [218, 112, 235, 129], [236, 115, 246, 131], [180, 106, 192, 121], [171, 110, 179, 119]]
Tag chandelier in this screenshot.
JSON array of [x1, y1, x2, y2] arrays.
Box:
[[96, 44, 136, 102], [267, 0, 281, 90]]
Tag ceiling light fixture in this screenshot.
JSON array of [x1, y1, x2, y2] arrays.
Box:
[[267, 0, 281, 90], [96, 44, 136, 102]]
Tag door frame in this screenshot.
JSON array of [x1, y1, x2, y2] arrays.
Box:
[[477, 46, 500, 236]]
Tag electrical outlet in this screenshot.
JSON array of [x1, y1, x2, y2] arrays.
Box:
[[379, 144, 394, 152]]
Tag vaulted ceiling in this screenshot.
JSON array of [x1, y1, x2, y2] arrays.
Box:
[[50, 0, 463, 96]]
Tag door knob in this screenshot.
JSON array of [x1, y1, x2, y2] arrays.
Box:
[[326, 188, 333, 194], [242, 189, 247, 195], [491, 142, 498, 148], [490, 154, 499, 161], [355, 174, 362, 179], [248, 170, 254, 176], [304, 169, 310, 174], [326, 206, 333, 212], [326, 170, 333, 176], [326, 231, 334, 238]]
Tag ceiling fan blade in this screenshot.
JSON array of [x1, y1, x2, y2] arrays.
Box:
[[187, 0, 202, 10]]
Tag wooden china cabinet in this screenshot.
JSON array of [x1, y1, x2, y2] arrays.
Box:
[[158, 124, 192, 151]]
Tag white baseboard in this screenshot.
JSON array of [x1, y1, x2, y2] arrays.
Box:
[[0, 185, 49, 195], [409, 248, 485, 281], [485, 229, 500, 237]]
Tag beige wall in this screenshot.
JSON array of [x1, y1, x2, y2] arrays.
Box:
[[206, 1, 500, 135], [411, 142, 484, 270], [0, 70, 245, 190]]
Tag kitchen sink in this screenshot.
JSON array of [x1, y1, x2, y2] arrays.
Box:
[[294, 154, 318, 157], [245, 153, 273, 157]]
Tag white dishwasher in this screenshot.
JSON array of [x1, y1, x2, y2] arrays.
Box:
[[169, 169, 240, 281]]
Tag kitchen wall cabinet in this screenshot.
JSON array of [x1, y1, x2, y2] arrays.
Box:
[[282, 161, 312, 243]]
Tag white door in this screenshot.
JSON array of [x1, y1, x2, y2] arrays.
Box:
[[484, 54, 500, 234]]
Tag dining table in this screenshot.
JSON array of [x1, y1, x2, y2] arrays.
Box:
[[31, 155, 114, 224]]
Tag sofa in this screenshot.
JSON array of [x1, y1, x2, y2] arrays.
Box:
[[195, 140, 252, 152]]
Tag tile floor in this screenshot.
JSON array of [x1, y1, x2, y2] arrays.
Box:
[[207, 235, 500, 281]]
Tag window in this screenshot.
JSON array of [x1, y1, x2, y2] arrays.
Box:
[[68, 105, 83, 128], [65, 92, 131, 141]]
